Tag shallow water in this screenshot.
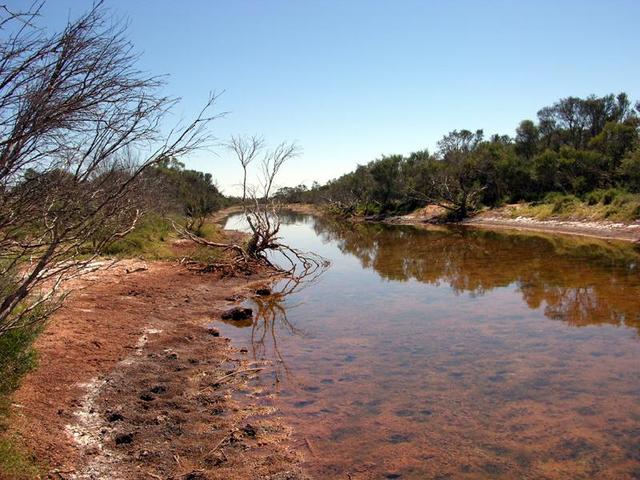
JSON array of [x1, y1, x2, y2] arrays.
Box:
[[220, 213, 640, 479]]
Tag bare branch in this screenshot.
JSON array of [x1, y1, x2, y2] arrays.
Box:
[[0, 4, 218, 335], [226, 134, 264, 203]]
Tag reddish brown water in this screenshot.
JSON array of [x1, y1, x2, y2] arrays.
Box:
[[221, 214, 640, 480]]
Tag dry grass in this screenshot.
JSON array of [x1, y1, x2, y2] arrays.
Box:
[[104, 213, 232, 260], [506, 191, 640, 222]]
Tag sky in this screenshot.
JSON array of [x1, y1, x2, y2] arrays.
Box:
[[38, 0, 640, 195]]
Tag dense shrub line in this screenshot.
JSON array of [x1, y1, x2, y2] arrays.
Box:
[[277, 93, 640, 220]]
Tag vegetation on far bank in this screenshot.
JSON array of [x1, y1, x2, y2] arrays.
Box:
[[275, 93, 640, 223], [500, 189, 640, 223]]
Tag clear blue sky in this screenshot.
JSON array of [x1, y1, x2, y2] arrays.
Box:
[[39, 0, 640, 194]]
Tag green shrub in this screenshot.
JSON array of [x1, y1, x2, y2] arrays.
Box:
[[550, 194, 580, 214], [602, 188, 626, 205], [585, 189, 604, 205], [0, 438, 41, 478], [584, 188, 625, 206], [197, 222, 224, 242], [103, 213, 226, 259], [356, 203, 382, 216], [612, 191, 633, 207], [599, 192, 640, 221], [0, 318, 44, 477], [103, 213, 174, 258], [542, 191, 564, 203], [0, 327, 41, 404]]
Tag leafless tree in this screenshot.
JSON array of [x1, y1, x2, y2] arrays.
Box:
[[244, 141, 299, 256], [0, 3, 219, 335], [241, 141, 330, 277], [259, 141, 300, 201], [226, 134, 264, 203], [176, 138, 328, 281]]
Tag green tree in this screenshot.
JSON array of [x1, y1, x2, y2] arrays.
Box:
[[619, 149, 640, 192], [515, 120, 539, 159], [589, 121, 639, 173]]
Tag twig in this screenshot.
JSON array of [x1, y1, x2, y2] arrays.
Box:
[[305, 437, 317, 457], [212, 367, 263, 385], [207, 434, 230, 456]]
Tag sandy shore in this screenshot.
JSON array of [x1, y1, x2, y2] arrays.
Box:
[[461, 214, 640, 243], [4, 246, 307, 479], [367, 205, 640, 243]]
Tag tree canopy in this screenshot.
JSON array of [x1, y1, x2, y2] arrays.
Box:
[[285, 93, 640, 218]]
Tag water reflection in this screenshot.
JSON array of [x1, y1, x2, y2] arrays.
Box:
[[225, 252, 327, 381], [311, 217, 640, 332], [219, 213, 640, 480], [247, 294, 297, 380]]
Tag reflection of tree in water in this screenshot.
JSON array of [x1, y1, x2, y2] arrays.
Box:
[[313, 217, 640, 333], [249, 285, 301, 383], [247, 259, 327, 383], [277, 211, 316, 226]]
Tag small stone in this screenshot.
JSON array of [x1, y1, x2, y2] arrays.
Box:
[[107, 412, 124, 422], [387, 433, 410, 444], [255, 287, 271, 296], [242, 424, 257, 437], [221, 307, 253, 321], [115, 433, 134, 445]]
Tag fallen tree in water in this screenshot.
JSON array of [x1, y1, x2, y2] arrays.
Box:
[[173, 135, 329, 280]]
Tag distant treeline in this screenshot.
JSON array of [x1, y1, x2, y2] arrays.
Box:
[[275, 93, 640, 219], [149, 157, 230, 220]]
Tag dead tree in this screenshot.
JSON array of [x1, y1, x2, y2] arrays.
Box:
[[177, 138, 328, 279], [259, 141, 300, 201], [244, 141, 300, 257], [226, 134, 264, 204], [241, 141, 328, 277], [0, 3, 218, 335]]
